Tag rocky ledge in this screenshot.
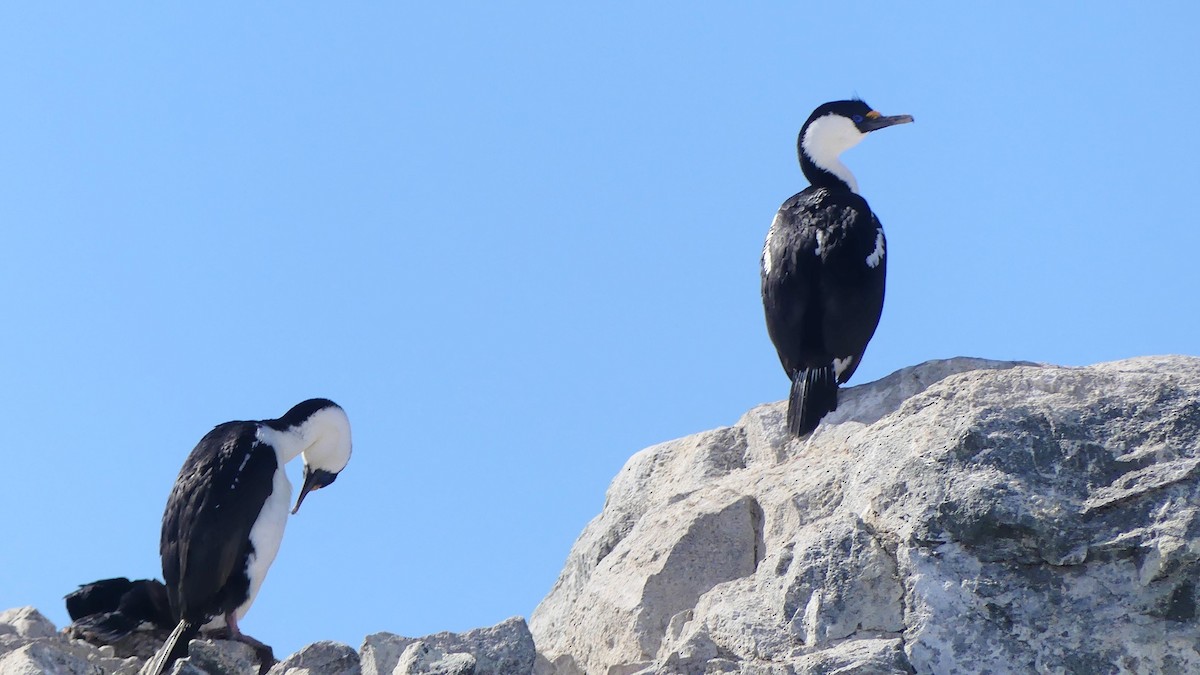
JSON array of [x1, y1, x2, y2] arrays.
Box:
[[0, 606, 533, 675], [530, 356, 1200, 674], [7, 356, 1200, 674]]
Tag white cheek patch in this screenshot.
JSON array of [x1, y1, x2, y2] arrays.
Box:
[[801, 114, 865, 194], [814, 230, 825, 256], [865, 229, 885, 268]]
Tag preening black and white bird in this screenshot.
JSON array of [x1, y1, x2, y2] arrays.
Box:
[[144, 398, 353, 675], [761, 99, 913, 437]]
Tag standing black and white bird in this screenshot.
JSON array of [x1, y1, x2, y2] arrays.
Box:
[[144, 398, 353, 675], [761, 99, 913, 436]]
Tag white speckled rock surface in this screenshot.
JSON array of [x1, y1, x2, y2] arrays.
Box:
[[531, 356, 1200, 674]]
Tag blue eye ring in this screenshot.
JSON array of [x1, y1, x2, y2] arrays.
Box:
[[852, 114, 864, 123]]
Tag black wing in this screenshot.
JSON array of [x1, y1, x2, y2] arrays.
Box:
[[160, 421, 277, 622], [762, 187, 886, 382]]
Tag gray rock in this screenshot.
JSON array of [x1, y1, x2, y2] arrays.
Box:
[[362, 617, 534, 675], [0, 609, 530, 675], [267, 641, 360, 675], [0, 608, 56, 639], [531, 356, 1200, 674], [0, 641, 104, 675], [94, 630, 171, 661], [0, 631, 139, 675], [395, 641, 475, 675], [0, 637, 32, 664], [166, 659, 211, 675], [169, 639, 259, 675]]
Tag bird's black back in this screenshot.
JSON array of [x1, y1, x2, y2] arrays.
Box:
[[761, 186, 886, 382], [160, 421, 278, 623]]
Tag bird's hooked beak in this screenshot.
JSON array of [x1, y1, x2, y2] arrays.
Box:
[[291, 467, 339, 514], [860, 110, 914, 132]]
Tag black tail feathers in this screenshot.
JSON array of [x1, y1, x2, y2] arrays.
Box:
[[69, 611, 139, 643], [787, 366, 838, 436], [66, 577, 175, 645], [145, 619, 202, 675], [65, 577, 135, 621]]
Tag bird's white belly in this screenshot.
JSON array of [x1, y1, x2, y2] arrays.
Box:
[[236, 466, 292, 620]]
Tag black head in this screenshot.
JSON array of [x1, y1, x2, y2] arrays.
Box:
[[262, 398, 352, 513], [802, 99, 914, 136], [291, 466, 339, 514]]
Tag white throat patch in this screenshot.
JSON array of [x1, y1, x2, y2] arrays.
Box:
[[801, 113, 866, 193]]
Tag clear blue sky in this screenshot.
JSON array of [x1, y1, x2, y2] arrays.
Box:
[[2, 3, 1197, 658]]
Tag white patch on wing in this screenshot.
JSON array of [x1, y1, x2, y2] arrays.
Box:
[[833, 356, 855, 380], [801, 113, 866, 194], [866, 229, 885, 268], [762, 213, 782, 277], [230, 450, 254, 490], [814, 230, 825, 256]]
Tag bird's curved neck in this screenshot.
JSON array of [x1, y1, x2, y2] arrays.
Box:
[[797, 113, 864, 194], [258, 426, 307, 464], [258, 406, 351, 473], [800, 152, 858, 193]]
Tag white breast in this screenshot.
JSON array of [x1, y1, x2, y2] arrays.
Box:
[[237, 457, 292, 620]]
